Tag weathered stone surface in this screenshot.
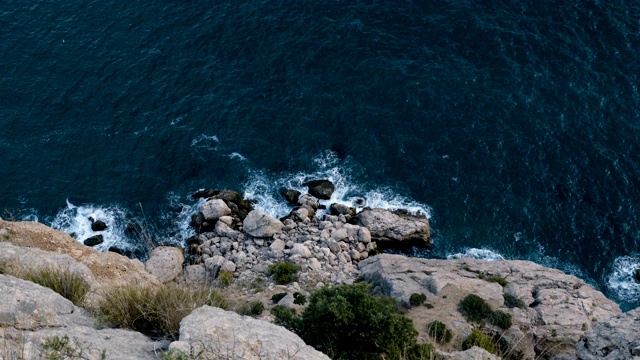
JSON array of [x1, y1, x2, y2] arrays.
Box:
[[438, 346, 500, 360], [297, 194, 319, 210], [243, 210, 284, 238], [144, 246, 184, 283], [291, 244, 311, 258], [302, 179, 335, 200], [184, 264, 206, 284], [178, 306, 329, 360], [0, 274, 156, 359], [575, 307, 640, 360], [359, 254, 621, 359], [354, 208, 430, 249], [201, 199, 232, 221]]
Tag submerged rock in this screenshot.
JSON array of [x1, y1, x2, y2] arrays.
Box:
[[302, 179, 335, 200]]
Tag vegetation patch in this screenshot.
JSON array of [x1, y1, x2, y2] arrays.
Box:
[[295, 283, 421, 359], [236, 300, 265, 317], [462, 329, 497, 355], [426, 320, 452, 344], [24, 267, 90, 307], [271, 305, 300, 330], [293, 292, 307, 305], [409, 293, 427, 307], [97, 283, 227, 339], [478, 273, 508, 287], [268, 262, 301, 284], [490, 310, 513, 329], [459, 294, 493, 323], [503, 293, 525, 308], [271, 292, 288, 304], [217, 270, 234, 287]]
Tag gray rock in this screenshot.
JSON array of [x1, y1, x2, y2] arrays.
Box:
[[243, 210, 284, 238], [204, 255, 226, 278], [221, 261, 236, 273], [144, 246, 184, 283], [309, 258, 322, 270], [575, 307, 640, 360], [354, 208, 430, 249], [358, 227, 371, 244], [329, 203, 356, 217], [438, 346, 500, 360], [178, 306, 329, 360], [218, 216, 234, 225], [331, 228, 348, 242], [291, 244, 311, 258], [184, 264, 206, 284], [201, 199, 232, 221], [277, 293, 296, 308], [270, 239, 286, 251], [302, 179, 335, 200], [168, 341, 191, 356], [297, 194, 319, 210]]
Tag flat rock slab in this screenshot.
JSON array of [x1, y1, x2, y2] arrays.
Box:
[[575, 307, 640, 360]]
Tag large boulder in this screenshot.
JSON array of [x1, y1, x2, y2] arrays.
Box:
[[200, 199, 232, 221], [144, 246, 185, 283], [175, 306, 329, 360], [0, 274, 157, 359], [354, 208, 430, 249], [243, 210, 284, 238], [358, 254, 621, 360], [302, 179, 335, 200], [575, 307, 640, 360]]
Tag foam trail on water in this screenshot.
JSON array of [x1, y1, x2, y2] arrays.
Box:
[[447, 248, 506, 261], [161, 192, 204, 244], [243, 151, 432, 220], [49, 200, 134, 252], [190, 134, 219, 151], [606, 255, 640, 302]]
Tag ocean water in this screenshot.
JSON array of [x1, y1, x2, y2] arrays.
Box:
[[1, 1, 640, 310]]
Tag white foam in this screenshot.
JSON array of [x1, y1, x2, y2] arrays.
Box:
[[447, 248, 506, 261], [190, 134, 219, 151], [49, 200, 134, 252], [241, 151, 432, 220], [229, 152, 247, 161], [161, 192, 203, 244], [606, 255, 640, 302]]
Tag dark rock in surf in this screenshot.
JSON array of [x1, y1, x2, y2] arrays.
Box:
[[192, 189, 220, 199], [302, 179, 335, 200], [90, 219, 107, 232], [635, 268, 640, 283], [329, 203, 356, 217], [83, 234, 104, 247], [280, 188, 301, 205]]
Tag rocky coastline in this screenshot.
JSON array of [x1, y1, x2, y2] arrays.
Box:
[[0, 180, 639, 359]]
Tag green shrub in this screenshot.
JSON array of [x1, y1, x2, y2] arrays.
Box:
[[462, 329, 497, 355], [426, 320, 452, 343], [268, 262, 301, 284], [407, 343, 437, 360], [236, 300, 265, 317], [409, 293, 427, 307], [162, 349, 190, 360], [271, 305, 300, 331], [483, 276, 508, 287], [41, 335, 85, 360], [217, 270, 234, 287], [503, 293, 525, 308], [24, 267, 90, 306], [489, 310, 512, 329], [97, 283, 227, 339], [297, 283, 419, 359], [293, 292, 307, 305], [424, 303, 434, 309], [459, 294, 493, 323], [271, 292, 288, 304]]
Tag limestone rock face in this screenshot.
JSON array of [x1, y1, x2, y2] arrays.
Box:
[[354, 208, 430, 249], [359, 254, 621, 360], [439, 346, 500, 360], [575, 307, 640, 360], [177, 306, 330, 360], [0, 274, 156, 360], [144, 246, 185, 283], [201, 198, 232, 221], [243, 210, 284, 238]]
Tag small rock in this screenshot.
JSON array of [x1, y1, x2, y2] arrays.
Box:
[[201, 199, 232, 221], [280, 188, 302, 205], [297, 194, 319, 210], [222, 261, 236, 272], [83, 234, 104, 247], [302, 179, 335, 200], [270, 239, 286, 251], [291, 244, 311, 258], [309, 258, 322, 270], [278, 293, 296, 308], [329, 203, 356, 217], [184, 264, 206, 284], [168, 341, 191, 357]]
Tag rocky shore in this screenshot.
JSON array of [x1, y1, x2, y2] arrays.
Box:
[[0, 181, 639, 359]]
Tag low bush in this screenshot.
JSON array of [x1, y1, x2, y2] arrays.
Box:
[[268, 262, 301, 284], [407, 343, 437, 360], [271, 305, 300, 331], [97, 283, 227, 339], [41, 335, 88, 360], [483, 276, 508, 287], [236, 300, 265, 317], [271, 292, 288, 304], [426, 320, 452, 343], [217, 270, 234, 287], [462, 329, 497, 355], [409, 293, 427, 307], [503, 293, 525, 308], [459, 294, 493, 323], [490, 310, 512, 329], [293, 292, 307, 305], [24, 267, 90, 306], [297, 283, 419, 359]]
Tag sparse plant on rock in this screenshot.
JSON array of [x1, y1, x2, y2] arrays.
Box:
[[409, 293, 427, 307], [459, 294, 493, 323], [462, 329, 497, 355], [217, 270, 234, 287], [293, 292, 307, 305], [503, 293, 525, 308], [24, 267, 90, 307], [490, 309, 512, 329], [426, 320, 452, 343], [268, 262, 300, 284], [236, 300, 265, 317], [483, 275, 508, 287], [41, 335, 87, 360]]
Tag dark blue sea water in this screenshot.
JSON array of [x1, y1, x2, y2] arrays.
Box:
[[2, 1, 640, 309]]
